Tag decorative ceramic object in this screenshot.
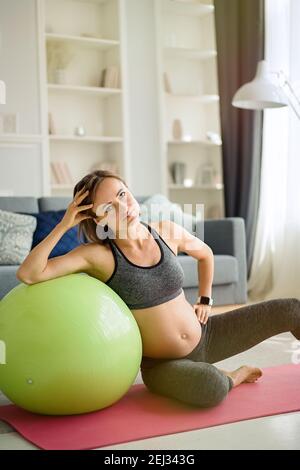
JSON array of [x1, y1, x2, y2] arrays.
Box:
[[74, 126, 86, 137], [172, 119, 183, 140]]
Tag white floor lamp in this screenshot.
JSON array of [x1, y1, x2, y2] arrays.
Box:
[[232, 60, 300, 120], [0, 79, 6, 104]]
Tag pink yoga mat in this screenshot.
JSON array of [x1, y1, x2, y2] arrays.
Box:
[[0, 363, 299, 450]]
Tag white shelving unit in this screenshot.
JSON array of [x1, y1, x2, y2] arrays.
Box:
[[41, 0, 128, 195], [47, 84, 122, 97], [155, 0, 225, 219], [0, 0, 224, 202], [45, 33, 120, 50], [49, 135, 123, 143]]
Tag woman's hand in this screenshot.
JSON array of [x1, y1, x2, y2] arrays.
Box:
[[59, 187, 94, 230], [193, 304, 211, 324]]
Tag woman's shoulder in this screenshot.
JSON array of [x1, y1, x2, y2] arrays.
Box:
[[147, 220, 180, 254], [79, 240, 109, 251], [79, 240, 112, 265], [79, 241, 115, 281], [148, 219, 181, 236]]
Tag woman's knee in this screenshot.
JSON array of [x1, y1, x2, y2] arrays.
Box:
[[202, 385, 229, 407], [283, 298, 300, 331], [197, 367, 231, 407], [289, 298, 300, 310], [141, 361, 231, 408], [266, 298, 300, 332], [288, 298, 300, 339], [277, 297, 300, 312]]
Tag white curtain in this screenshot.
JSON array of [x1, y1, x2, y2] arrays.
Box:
[[248, 0, 300, 301]]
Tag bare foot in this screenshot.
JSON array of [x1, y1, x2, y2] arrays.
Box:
[[220, 365, 263, 387]]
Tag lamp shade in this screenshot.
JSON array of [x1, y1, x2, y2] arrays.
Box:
[[232, 60, 288, 110], [0, 80, 6, 104]]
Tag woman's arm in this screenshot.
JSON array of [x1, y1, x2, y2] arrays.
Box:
[[159, 220, 214, 324], [16, 228, 91, 285], [16, 187, 93, 284], [173, 221, 214, 297]]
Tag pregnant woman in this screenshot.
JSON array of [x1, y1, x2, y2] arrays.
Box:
[[17, 170, 300, 408]]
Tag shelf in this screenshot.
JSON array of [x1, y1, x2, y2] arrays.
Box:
[[166, 93, 219, 103], [158, 0, 225, 217], [70, 0, 110, 4], [164, 48, 217, 60], [0, 134, 43, 144], [43, 0, 126, 198], [169, 183, 224, 190], [163, 1, 214, 17], [46, 33, 119, 51], [168, 140, 222, 147], [49, 135, 123, 143], [48, 84, 121, 97]]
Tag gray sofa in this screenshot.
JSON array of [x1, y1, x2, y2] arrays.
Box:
[[0, 196, 248, 306]]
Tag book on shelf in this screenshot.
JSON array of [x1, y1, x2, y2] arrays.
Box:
[[100, 68, 107, 87], [48, 112, 56, 135], [163, 72, 172, 93], [50, 161, 74, 185], [61, 161, 74, 184], [50, 162, 59, 185], [100, 66, 120, 89]]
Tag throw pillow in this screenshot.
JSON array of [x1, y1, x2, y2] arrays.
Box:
[[25, 210, 85, 258], [0, 209, 37, 265], [139, 194, 197, 234]]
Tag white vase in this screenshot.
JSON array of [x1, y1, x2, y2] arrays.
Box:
[[54, 69, 67, 85], [172, 119, 183, 140]]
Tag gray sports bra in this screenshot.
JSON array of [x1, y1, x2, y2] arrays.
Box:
[[105, 221, 185, 309]]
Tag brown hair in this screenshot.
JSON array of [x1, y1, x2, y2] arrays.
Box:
[[73, 170, 128, 245]]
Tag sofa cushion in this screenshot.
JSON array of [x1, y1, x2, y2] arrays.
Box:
[[38, 197, 72, 212], [178, 254, 239, 287], [0, 209, 37, 265], [26, 210, 84, 258], [139, 194, 197, 234], [0, 196, 38, 213]]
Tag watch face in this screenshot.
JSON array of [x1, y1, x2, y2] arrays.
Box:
[[198, 296, 213, 306]]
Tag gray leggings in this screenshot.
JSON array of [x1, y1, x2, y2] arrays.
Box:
[[140, 298, 300, 408]]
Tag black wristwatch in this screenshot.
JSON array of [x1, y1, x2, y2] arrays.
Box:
[[196, 296, 214, 306]]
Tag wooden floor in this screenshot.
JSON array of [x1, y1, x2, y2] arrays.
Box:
[[211, 303, 246, 315]]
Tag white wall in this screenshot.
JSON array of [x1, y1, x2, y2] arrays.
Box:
[[0, 0, 43, 196], [0, 0, 41, 134]]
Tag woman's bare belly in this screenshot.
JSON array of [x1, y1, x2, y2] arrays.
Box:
[[131, 290, 202, 359], [87, 262, 201, 359]]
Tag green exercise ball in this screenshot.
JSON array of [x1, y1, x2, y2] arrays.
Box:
[[0, 274, 142, 415]]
